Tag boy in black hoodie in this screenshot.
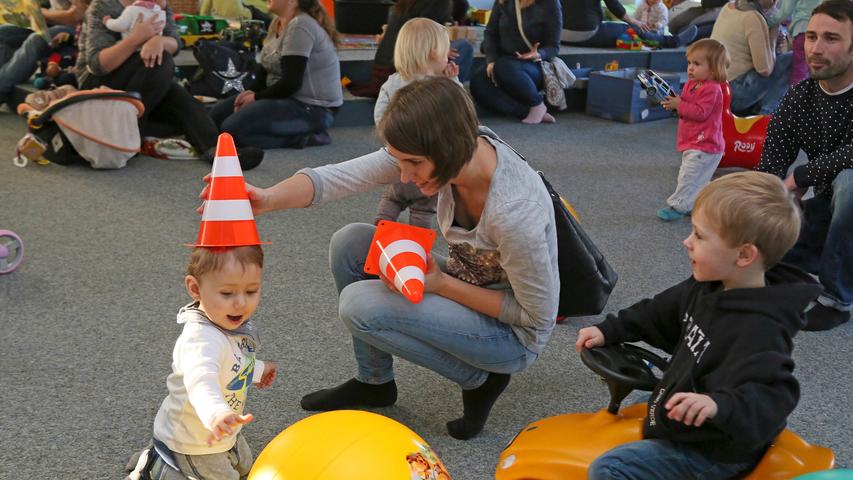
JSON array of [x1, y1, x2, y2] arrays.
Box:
[[580, 171, 823, 480]]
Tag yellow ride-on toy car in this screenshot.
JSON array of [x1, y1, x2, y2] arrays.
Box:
[[496, 344, 835, 480]]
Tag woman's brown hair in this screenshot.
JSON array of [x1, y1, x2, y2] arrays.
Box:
[[299, 0, 339, 44], [377, 77, 479, 187]]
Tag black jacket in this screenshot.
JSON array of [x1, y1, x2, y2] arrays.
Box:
[[560, 0, 625, 32], [596, 263, 822, 463]]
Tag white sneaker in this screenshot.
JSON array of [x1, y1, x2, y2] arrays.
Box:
[[154, 138, 199, 160]]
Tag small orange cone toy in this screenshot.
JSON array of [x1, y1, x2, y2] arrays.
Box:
[[364, 221, 436, 304], [193, 133, 267, 247]]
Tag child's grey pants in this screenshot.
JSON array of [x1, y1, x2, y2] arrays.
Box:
[[667, 149, 723, 213], [126, 434, 253, 480], [375, 182, 437, 229]]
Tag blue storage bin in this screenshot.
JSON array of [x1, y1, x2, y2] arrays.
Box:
[[586, 68, 681, 123]]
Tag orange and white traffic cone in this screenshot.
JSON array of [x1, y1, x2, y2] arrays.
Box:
[[192, 133, 266, 247], [364, 221, 436, 304]]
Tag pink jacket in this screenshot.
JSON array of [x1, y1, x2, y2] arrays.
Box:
[[676, 80, 724, 154]]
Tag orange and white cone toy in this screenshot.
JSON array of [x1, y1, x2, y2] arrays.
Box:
[[193, 133, 266, 247], [364, 221, 436, 304]]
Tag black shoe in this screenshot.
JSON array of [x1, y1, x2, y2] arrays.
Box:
[[201, 145, 264, 171], [804, 303, 850, 331], [306, 131, 332, 147]]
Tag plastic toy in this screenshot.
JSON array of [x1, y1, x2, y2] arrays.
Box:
[[174, 14, 229, 47], [34, 31, 77, 90], [496, 343, 835, 480], [194, 133, 268, 247], [364, 220, 436, 304], [636, 69, 677, 103], [718, 81, 772, 169], [221, 19, 266, 51], [0, 230, 24, 274], [616, 28, 643, 50], [248, 410, 452, 480], [795, 470, 853, 479]]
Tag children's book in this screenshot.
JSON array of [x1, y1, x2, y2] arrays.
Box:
[[0, 0, 50, 41]]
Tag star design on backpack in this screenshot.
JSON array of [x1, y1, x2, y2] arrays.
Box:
[[215, 58, 249, 94]]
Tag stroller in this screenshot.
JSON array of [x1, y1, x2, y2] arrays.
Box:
[[15, 88, 144, 169]]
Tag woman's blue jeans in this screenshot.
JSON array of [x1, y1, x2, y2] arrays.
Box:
[[783, 169, 853, 311], [588, 439, 755, 479], [331, 223, 538, 389], [729, 52, 793, 115], [450, 38, 474, 83], [0, 25, 75, 103], [210, 95, 335, 149], [469, 56, 544, 119]]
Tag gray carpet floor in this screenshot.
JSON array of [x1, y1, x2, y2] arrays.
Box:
[[0, 109, 850, 480]]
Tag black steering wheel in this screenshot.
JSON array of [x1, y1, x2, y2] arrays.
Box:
[[580, 344, 669, 413]]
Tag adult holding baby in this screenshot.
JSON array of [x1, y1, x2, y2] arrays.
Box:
[[201, 77, 560, 440], [76, 0, 264, 168]]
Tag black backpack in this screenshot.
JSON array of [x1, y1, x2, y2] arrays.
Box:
[[189, 40, 258, 98], [479, 128, 618, 318]]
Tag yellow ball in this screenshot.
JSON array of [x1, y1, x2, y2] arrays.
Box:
[[248, 410, 452, 480]]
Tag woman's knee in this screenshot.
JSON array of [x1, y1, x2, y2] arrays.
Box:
[[329, 222, 376, 290], [338, 281, 387, 333]]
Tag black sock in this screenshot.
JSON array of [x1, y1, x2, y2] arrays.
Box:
[[300, 378, 397, 411], [447, 373, 511, 440]]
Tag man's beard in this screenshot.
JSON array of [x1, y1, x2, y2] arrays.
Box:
[[808, 52, 853, 80]]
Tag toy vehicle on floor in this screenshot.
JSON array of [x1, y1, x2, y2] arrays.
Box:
[[637, 69, 677, 103], [495, 343, 835, 480], [0, 230, 24, 274]]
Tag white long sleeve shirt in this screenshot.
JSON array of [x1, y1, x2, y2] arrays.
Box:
[[153, 303, 266, 455], [104, 0, 165, 38]]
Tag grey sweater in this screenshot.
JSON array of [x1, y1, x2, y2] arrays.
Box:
[[75, 0, 180, 86], [298, 129, 559, 353]]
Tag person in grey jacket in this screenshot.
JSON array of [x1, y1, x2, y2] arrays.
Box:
[[200, 77, 559, 440]]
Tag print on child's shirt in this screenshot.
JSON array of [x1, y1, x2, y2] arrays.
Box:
[[225, 337, 256, 410]]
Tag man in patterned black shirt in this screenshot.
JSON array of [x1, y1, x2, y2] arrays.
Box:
[[757, 0, 853, 331]]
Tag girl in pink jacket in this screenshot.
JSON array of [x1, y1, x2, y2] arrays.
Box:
[[658, 39, 729, 221]]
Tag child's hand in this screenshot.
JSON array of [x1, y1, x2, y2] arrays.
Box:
[[257, 361, 277, 388], [665, 392, 717, 427], [576, 326, 605, 352], [102, 15, 111, 26], [443, 60, 460, 79], [207, 413, 253, 446], [661, 95, 680, 111]]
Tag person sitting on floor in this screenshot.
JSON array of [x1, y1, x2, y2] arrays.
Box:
[[0, 0, 86, 108], [76, 0, 265, 169], [756, 0, 853, 331], [209, 0, 342, 150]]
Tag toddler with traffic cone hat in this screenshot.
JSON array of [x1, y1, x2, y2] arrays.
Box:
[[365, 220, 436, 304], [125, 133, 277, 480]]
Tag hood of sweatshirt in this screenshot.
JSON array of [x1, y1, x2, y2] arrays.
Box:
[[701, 262, 822, 336], [176, 301, 260, 343]]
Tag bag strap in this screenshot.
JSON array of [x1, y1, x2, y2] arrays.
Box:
[[514, 2, 534, 51]]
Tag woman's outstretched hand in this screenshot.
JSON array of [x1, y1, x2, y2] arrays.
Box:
[[198, 175, 270, 216]]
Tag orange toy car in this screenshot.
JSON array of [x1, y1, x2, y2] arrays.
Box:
[[719, 82, 773, 169], [496, 343, 835, 480]]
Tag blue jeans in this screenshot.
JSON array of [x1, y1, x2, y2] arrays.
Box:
[[564, 22, 637, 48], [469, 56, 544, 119], [450, 38, 474, 83], [331, 223, 538, 389], [0, 25, 75, 103], [588, 439, 756, 480], [783, 169, 853, 311], [729, 52, 793, 115], [210, 95, 335, 149]]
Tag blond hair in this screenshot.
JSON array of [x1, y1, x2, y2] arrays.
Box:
[[694, 172, 801, 268], [686, 38, 729, 83], [186, 246, 264, 281], [394, 18, 450, 80]]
